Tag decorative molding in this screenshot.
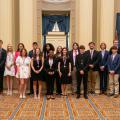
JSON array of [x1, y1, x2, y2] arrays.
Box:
[[43, 0, 70, 4]]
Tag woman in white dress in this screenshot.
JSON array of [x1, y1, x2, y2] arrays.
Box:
[[4, 44, 15, 95], [16, 48, 31, 98]]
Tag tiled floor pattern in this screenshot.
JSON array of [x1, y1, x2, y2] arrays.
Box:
[[1, 94, 120, 120], [68, 96, 99, 120], [89, 95, 120, 120], [44, 97, 70, 120], [0, 95, 22, 120], [13, 97, 43, 120]]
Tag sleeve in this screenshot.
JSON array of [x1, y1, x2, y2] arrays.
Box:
[[27, 57, 31, 64], [83, 54, 89, 71], [115, 55, 120, 72], [107, 56, 110, 71], [0, 50, 7, 67], [16, 56, 20, 66], [93, 51, 100, 67]]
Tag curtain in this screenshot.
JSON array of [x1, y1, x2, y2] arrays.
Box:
[[116, 13, 120, 47], [42, 15, 70, 47]]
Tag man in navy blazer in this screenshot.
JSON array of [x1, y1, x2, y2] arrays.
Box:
[[0, 40, 7, 94], [107, 46, 120, 98], [28, 42, 38, 95], [99, 43, 109, 95]]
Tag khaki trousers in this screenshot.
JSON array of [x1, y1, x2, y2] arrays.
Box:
[[109, 74, 119, 95], [88, 70, 98, 92]]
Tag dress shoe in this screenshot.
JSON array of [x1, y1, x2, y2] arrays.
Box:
[[23, 95, 26, 99], [108, 93, 114, 97], [76, 94, 80, 99], [47, 95, 50, 100], [51, 95, 55, 99], [99, 91, 103, 95], [114, 94, 119, 98], [84, 95, 88, 99], [104, 91, 107, 95]]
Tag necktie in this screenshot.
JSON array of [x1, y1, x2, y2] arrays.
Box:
[[74, 50, 77, 66], [90, 50, 93, 59], [102, 51, 104, 59], [112, 55, 114, 61]]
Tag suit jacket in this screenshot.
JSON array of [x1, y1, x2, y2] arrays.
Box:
[[76, 52, 89, 73], [28, 50, 34, 58], [99, 50, 109, 70], [107, 54, 120, 74], [86, 50, 100, 71], [44, 57, 57, 74], [69, 50, 80, 71], [0, 48, 7, 71]]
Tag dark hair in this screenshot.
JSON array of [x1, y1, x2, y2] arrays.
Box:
[[88, 42, 95, 46], [72, 42, 79, 49], [17, 43, 25, 51], [111, 46, 118, 50], [100, 43, 106, 49], [62, 47, 69, 58], [33, 42, 38, 45], [79, 45, 85, 50], [20, 48, 27, 57], [33, 48, 42, 61], [43, 43, 55, 53], [0, 40, 3, 43]]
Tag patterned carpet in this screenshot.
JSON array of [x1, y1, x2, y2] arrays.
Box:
[[0, 94, 120, 120]]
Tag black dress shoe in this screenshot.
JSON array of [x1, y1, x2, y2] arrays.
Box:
[[51, 95, 55, 99], [47, 95, 51, 100], [108, 93, 114, 97], [84, 95, 88, 99], [99, 91, 103, 95], [76, 94, 80, 99]]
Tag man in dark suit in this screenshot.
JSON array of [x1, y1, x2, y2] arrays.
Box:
[[28, 42, 38, 95], [0, 40, 7, 94], [107, 46, 120, 98], [86, 42, 99, 94], [76, 45, 89, 99], [99, 43, 109, 95], [69, 42, 80, 94]]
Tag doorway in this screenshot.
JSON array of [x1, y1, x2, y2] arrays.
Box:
[[42, 11, 70, 50]]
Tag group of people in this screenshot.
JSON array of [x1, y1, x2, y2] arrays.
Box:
[[0, 39, 120, 100]]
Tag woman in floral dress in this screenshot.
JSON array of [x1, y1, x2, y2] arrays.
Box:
[[4, 44, 15, 95]]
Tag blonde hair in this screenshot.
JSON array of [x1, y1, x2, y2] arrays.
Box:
[[7, 44, 13, 53]]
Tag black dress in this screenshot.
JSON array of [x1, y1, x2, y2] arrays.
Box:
[[31, 59, 43, 81], [59, 57, 72, 84]]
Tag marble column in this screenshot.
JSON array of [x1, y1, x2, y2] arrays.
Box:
[[19, 0, 33, 51], [78, 0, 93, 50], [100, 0, 114, 50], [0, 0, 13, 49]]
